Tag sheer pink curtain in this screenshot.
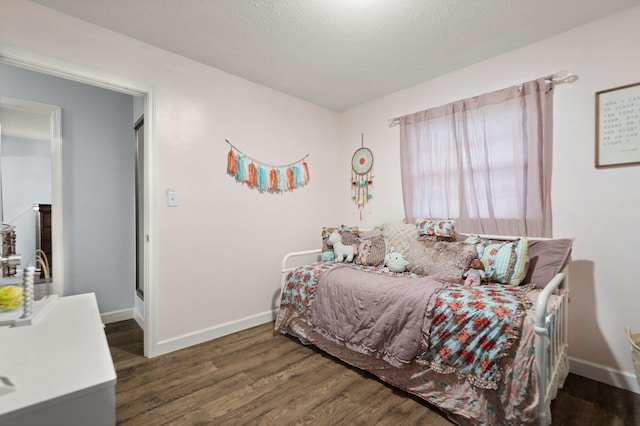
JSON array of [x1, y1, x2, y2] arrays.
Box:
[[399, 78, 553, 237]]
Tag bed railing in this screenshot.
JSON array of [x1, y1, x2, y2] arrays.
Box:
[[534, 266, 570, 426]]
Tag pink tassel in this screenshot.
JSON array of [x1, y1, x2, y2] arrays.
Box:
[[302, 161, 310, 184], [269, 169, 278, 191], [227, 149, 237, 176], [286, 167, 294, 190], [247, 163, 257, 187]]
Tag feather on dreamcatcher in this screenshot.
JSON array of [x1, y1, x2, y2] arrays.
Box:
[[351, 134, 374, 221]]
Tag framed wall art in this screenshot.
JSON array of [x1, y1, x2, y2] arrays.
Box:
[[595, 81, 640, 168]]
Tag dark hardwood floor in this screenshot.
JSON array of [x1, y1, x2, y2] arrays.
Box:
[[106, 320, 640, 425]]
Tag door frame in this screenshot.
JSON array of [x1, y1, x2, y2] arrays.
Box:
[[0, 44, 159, 357]]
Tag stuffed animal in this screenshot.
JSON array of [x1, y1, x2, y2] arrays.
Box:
[[384, 252, 409, 273], [463, 259, 486, 286], [327, 231, 355, 263]]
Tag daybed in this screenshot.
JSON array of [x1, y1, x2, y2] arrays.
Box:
[[275, 221, 573, 426]]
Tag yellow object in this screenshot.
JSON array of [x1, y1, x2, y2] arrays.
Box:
[[0, 286, 24, 311]]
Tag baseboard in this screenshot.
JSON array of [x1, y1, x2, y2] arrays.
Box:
[[101, 308, 134, 324], [569, 356, 640, 394], [153, 309, 275, 357]]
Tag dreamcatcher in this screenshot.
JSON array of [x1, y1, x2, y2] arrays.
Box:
[[351, 134, 374, 221]]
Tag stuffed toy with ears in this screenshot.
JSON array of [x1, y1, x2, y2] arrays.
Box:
[[384, 252, 409, 273], [327, 231, 355, 263]]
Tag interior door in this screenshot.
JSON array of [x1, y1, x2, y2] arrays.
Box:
[[134, 116, 144, 300]]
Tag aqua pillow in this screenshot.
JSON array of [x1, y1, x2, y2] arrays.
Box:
[[415, 219, 456, 240], [464, 234, 489, 257], [480, 238, 529, 286]]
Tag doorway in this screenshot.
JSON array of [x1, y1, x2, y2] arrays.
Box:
[[0, 47, 157, 357]]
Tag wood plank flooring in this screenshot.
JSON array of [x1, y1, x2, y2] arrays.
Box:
[[106, 320, 640, 425]]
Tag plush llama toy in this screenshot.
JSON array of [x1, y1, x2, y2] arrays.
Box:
[[327, 231, 355, 263]]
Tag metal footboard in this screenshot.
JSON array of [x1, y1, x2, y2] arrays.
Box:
[[534, 267, 570, 425]]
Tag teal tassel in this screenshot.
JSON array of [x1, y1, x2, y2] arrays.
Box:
[[291, 165, 300, 188], [235, 156, 245, 182], [277, 169, 285, 191], [257, 166, 267, 191]]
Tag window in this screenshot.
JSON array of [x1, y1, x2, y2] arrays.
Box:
[[399, 78, 553, 237]]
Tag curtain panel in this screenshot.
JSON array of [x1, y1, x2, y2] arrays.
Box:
[[399, 78, 553, 237]]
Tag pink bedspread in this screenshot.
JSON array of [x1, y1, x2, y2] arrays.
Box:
[[307, 264, 447, 367]]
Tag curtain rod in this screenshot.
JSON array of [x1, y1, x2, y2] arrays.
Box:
[[387, 70, 577, 128]]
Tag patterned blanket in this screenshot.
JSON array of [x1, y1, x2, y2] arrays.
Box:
[[418, 283, 533, 389]]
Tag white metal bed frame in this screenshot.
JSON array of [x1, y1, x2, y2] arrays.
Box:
[[279, 234, 570, 426]]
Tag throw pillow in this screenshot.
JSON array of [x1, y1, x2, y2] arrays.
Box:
[[415, 219, 456, 241], [480, 238, 529, 286], [406, 238, 477, 284], [380, 221, 418, 258], [355, 235, 387, 266], [522, 238, 573, 288]]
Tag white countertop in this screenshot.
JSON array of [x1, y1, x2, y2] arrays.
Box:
[[0, 293, 116, 421]]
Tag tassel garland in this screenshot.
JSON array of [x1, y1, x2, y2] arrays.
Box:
[[225, 139, 310, 193]]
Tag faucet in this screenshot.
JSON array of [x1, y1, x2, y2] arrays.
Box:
[[0, 254, 21, 270]]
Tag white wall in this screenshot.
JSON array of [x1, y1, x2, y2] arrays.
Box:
[[340, 7, 640, 392], [0, 1, 342, 348]]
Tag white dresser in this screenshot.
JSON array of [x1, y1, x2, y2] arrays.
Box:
[[0, 293, 116, 425]]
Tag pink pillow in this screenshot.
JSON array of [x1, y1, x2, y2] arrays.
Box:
[[522, 239, 573, 288]]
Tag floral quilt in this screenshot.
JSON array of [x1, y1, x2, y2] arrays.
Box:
[[418, 283, 533, 389]]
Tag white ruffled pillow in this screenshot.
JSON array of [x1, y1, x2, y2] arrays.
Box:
[[380, 221, 419, 258]]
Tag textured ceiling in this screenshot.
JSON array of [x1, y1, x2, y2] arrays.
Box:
[[31, 0, 639, 111]]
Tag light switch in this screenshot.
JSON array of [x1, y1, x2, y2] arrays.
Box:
[[167, 190, 178, 207]]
